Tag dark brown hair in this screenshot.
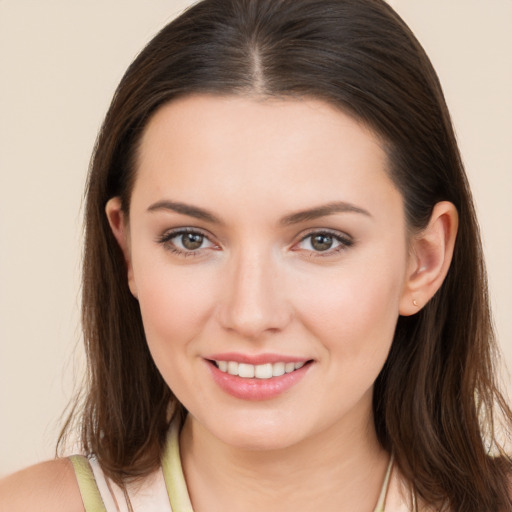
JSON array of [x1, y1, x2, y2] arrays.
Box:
[[60, 0, 512, 509]]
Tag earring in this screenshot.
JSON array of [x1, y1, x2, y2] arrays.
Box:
[[413, 299, 419, 307]]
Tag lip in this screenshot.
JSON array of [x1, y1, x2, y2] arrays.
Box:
[[207, 352, 310, 365], [205, 355, 312, 401]]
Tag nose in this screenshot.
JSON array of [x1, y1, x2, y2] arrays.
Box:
[[217, 248, 292, 340]]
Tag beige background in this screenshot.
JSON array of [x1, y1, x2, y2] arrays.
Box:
[[0, 1, 511, 476]]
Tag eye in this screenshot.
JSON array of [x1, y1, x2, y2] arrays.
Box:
[[294, 230, 353, 255], [178, 232, 206, 250], [157, 228, 218, 255]]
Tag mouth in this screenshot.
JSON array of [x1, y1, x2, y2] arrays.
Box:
[[205, 353, 313, 400], [210, 360, 310, 379]]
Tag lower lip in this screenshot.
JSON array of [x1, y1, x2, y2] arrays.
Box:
[[207, 361, 311, 401]]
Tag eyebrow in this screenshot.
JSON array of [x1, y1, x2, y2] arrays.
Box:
[[280, 201, 372, 225], [147, 199, 371, 225], [147, 200, 222, 224]]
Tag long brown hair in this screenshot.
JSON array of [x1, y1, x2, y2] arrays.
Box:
[[59, 0, 512, 509]]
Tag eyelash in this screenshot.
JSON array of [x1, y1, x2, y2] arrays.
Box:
[[156, 228, 354, 257], [157, 228, 218, 257], [294, 229, 354, 257]]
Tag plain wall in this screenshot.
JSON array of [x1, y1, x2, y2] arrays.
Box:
[[1, 0, 511, 476]]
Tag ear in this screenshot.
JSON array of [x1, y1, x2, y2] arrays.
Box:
[[105, 197, 138, 298], [399, 201, 458, 316]]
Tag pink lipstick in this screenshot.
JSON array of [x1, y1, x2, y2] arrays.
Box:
[[206, 353, 312, 400]]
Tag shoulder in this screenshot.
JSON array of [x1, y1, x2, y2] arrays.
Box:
[[0, 458, 84, 512]]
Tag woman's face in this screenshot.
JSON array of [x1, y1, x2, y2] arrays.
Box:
[[115, 95, 414, 450]]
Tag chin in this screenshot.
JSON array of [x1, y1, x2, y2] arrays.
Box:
[[221, 427, 302, 452], [196, 407, 313, 452]]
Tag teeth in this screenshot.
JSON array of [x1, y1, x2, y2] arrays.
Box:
[[238, 363, 255, 378], [227, 361, 239, 375], [272, 362, 285, 377], [285, 362, 295, 373], [254, 363, 272, 379], [215, 360, 307, 379]]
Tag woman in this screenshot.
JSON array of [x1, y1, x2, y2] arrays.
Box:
[[1, 0, 510, 510]]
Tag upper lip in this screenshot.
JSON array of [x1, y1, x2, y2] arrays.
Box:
[[206, 352, 311, 365]]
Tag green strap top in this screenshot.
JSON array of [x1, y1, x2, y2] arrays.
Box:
[[70, 422, 393, 512], [161, 421, 194, 512], [374, 451, 394, 512], [69, 421, 192, 512], [69, 455, 108, 512]]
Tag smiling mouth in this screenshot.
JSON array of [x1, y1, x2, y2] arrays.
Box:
[[211, 360, 311, 379]]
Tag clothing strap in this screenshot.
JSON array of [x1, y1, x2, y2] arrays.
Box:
[[70, 423, 394, 512], [69, 455, 108, 512], [373, 453, 394, 512], [162, 420, 194, 512], [161, 421, 394, 512]]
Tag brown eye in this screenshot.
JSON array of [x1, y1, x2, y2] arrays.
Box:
[[158, 229, 216, 254], [311, 234, 334, 251], [181, 232, 204, 250], [294, 230, 353, 255]]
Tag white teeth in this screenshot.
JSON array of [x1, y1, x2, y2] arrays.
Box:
[[255, 363, 273, 379], [285, 362, 295, 373], [215, 360, 307, 379], [238, 363, 255, 378], [273, 362, 285, 377], [227, 361, 239, 376]]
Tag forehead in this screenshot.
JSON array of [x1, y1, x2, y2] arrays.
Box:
[[132, 94, 400, 219]]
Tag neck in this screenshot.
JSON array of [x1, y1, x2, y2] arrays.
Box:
[[180, 398, 390, 512]]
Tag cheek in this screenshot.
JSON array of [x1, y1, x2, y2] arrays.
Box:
[[298, 268, 403, 413], [132, 255, 218, 354], [133, 262, 221, 399], [294, 256, 405, 362]]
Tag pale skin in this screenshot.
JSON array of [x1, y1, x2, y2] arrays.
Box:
[[0, 95, 458, 512]]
